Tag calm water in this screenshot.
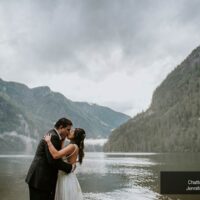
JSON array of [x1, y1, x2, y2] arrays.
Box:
[[0, 152, 200, 200]]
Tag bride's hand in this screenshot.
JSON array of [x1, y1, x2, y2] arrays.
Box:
[[44, 134, 51, 142]]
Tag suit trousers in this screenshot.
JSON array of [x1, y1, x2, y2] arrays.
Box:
[[28, 185, 54, 200]]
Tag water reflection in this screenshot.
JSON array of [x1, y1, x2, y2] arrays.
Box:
[[0, 153, 200, 200]]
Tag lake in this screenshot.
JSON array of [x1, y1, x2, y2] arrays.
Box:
[[0, 152, 200, 200]]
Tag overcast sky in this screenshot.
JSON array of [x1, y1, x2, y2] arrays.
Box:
[[0, 0, 200, 116]]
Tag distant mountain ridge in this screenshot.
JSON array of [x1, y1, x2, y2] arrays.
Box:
[[104, 45, 200, 152], [0, 78, 130, 153]]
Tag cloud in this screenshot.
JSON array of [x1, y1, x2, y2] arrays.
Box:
[[0, 0, 200, 115]]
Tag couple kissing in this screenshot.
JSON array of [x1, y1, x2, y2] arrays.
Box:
[[25, 117, 86, 200]]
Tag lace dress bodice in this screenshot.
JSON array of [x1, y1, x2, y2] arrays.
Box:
[[62, 144, 78, 164]]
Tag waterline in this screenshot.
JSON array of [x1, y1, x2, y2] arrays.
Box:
[[0, 154, 34, 158]]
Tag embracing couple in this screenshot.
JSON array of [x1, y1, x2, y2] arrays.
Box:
[[25, 118, 86, 200]]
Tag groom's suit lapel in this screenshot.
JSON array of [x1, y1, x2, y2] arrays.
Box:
[[50, 129, 62, 149], [53, 128, 62, 140]]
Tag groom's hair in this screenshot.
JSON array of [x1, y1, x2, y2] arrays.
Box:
[[54, 118, 73, 129]]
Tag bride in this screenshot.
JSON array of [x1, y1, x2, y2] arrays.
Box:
[[44, 128, 86, 200]]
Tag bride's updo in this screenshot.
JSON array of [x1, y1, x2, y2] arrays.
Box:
[[74, 128, 86, 164]]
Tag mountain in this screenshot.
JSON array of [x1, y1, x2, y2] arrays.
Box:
[[104, 45, 200, 152], [0, 79, 130, 154]]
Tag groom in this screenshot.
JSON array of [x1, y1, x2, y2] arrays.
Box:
[[26, 118, 74, 200]]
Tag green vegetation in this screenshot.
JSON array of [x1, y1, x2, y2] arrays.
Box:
[[104, 46, 200, 152], [0, 79, 130, 153]]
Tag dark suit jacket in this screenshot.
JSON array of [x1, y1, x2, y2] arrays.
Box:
[[25, 129, 72, 191]]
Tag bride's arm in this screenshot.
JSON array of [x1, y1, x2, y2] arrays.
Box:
[[44, 135, 75, 159]]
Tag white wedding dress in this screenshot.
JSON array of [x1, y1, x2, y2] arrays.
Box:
[[55, 144, 83, 200]]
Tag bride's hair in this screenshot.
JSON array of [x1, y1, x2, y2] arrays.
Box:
[[74, 128, 86, 164]]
